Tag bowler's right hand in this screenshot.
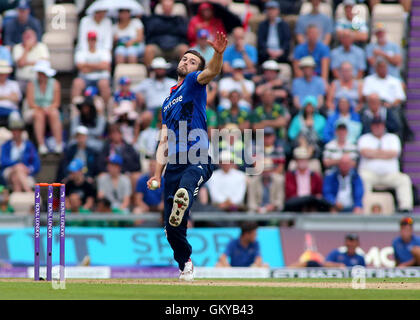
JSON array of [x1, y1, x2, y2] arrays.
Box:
[[147, 176, 161, 190]]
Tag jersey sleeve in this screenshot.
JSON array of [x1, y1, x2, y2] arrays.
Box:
[[185, 71, 205, 88], [161, 107, 166, 125], [325, 249, 338, 262]]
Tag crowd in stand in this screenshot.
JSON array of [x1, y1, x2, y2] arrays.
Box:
[[0, 0, 415, 222]]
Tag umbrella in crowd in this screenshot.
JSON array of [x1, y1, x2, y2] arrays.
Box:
[[86, 0, 144, 16]]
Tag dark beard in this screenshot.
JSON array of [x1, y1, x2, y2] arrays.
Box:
[[176, 66, 188, 78]]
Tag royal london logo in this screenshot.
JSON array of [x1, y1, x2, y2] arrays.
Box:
[[163, 95, 183, 112]]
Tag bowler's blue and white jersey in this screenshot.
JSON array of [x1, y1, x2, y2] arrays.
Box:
[[161, 71, 208, 158]]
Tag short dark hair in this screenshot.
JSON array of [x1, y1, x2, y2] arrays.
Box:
[[240, 222, 258, 236], [184, 49, 206, 71]]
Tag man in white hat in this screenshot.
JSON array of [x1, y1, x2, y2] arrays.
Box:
[[0, 60, 21, 126], [255, 60, 288, 105]]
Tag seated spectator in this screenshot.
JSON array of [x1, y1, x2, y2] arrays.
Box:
[[134, 158, 164, 214], [113, 7, 145, 64], [324, 233, 366, 267], [360, 93, 400, 135], [26, 60, 62, 155], [57, 125, 98, 181], [77, 6, 112, 52], [98, 124, 141, 175], [366, 23, 402, 79], [217, 123, 248, 170], [3, 0, 42, 47], [323, 122, 358, 170], [191, 29, 214, 63], [187, 1, 226, 47], [0, 46, 13, 66], [217, 91, 250, 131], [223, 27, 257, 75], [218, 59, 254, 109], [135, 109, 161, 163], [257, 1, 291, 64], [0, 185, 13, 214], [323, 154, 364, 214], [13, 28, 50, 91], [134, 57, 176, 111], [0, 61, 21, 125], [63, 159, 96, 212], [254, 60, 289, 106], [112, 101, 139, 145], [292, 56, 326, 111], [295, 0, 333, 45], [216, 222, 268, 267], [358, 117, 413, 212], [335, 0, 369, 44], [247, 127, 285, 213], [113, 77, 137, 110], [288, 96, 326, 156], [252, 89, 289, 139], [206, 151, 247, 211], [0, 113, 40, 192], [323, 97, 362, 144], [392, 217, 420, 267], [362, 59, 405, 108], [72, 31, 112, 105], [97, 154, 132, 212], [326, 61, 363, 113], [293, 25, 330, 81], [284, 147, 329, 212], [331, 29, 366, 79], [143, 0, 189, 67]]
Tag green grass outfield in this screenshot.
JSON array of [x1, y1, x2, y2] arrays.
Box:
[[0, 278, 420, 300]]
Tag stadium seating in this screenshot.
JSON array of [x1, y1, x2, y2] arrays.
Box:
[[363, 192, 395, 215], [299, 2, 333, 18], [113, 63, 147, 90], [45, 4, 78, 41], [371, 4, 405, 45], [42, 31, 75, 72], [9, 192, 35, 215]]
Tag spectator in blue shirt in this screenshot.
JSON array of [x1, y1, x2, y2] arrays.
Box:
[[0, 47, 13, 66], [216, 222, 267, 267], [325, 233, 366, 267], [292, 56, 326, 110], [2, 0, 42, 47], [392, 217, 420, 267], [223, 27, 257, 76], [295, 0, 333, 45], [293, 24, 330, 81], [323, 154, 364, 214], [331, 29, 366, 79]]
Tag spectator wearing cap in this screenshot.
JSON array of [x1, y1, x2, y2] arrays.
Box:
[[206, 151, 247, 211], [293, 25, 330, 81], [3, 0, 42, 47], [323, 122, 358, 171], [218, 59, 255, 109], [257, 1, 291, 64], [392, 217, 420, 267], [77, 5, 112, 52], [113, 7, 145, 64], [97, 154, 132, 211], [252, 88, 290, 140], [292, 56, 326, 110], [217, 91, 250, 132], [323, 97, 362, 144], [63, 158, 96, 213], [216, 222, 267, 267], [254, 60, 289, 106], [284, 147, 328, 212], [143, 0, 189, 67], [112, 101, 139, 145], [12, 28, 50, 91], [324, 234, 365, 267], [288, 96, 326, 156], [191, 29, 215, 63], [134, 57, 177, 111], [26, 60, 62, 155], [223, 27, 257, 75], [0, 112, 40, 192], [335, 0, 369, 44], [0, 60, 21, 126], [187, 2, 226, 47], [247, 126, 286, 213], [366, 23, 402, 79], [295, 0, 334, 45], [57, 125, 99, 181], [323, 154, 364, 214], [330, 29, 366, 80], [360, 93, 400, 135], [72, 31, 112, 105], [358, 117, 413, 212], [113, 77, 137, 110]]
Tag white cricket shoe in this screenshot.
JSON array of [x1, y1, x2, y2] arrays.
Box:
[[179, 259, 194, 281], [169, 188, 189, 227]]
